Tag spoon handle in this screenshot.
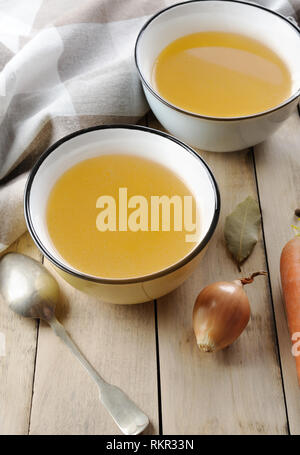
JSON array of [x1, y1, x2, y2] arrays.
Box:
[[48, 317, 149, 435], [49, 317, 106, 388]]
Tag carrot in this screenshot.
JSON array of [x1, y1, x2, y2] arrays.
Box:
[[280, 236, 300, 386]]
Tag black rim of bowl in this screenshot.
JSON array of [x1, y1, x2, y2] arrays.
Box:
[[24, 124, 220, 285], [134, 0, 300, 122]]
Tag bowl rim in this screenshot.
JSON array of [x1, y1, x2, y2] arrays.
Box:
[[24, 124, 220, 285], [134, 0, 300, 122]]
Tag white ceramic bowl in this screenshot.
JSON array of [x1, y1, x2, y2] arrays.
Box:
[[135, 0, 300, 151], [24, 125, 220, 304]]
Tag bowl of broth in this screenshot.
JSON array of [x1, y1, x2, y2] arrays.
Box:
[[135, 0, 300, 151], [24, 125, 220, 304]]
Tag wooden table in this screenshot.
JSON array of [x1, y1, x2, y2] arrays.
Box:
[[1, 109, 300, 435]]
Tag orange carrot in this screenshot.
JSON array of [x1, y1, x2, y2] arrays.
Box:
[[280, 236, 300, 385]]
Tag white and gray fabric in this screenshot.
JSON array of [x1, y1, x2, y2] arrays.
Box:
[[0, 0, 299, 251]]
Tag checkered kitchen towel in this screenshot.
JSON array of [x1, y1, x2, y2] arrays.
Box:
[[0, 0, 299, 251]]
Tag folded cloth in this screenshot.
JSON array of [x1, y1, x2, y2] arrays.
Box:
[[0, 0, 299, 251]]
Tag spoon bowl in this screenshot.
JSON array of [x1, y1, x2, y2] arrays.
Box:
[[0, 252, 58, 320]]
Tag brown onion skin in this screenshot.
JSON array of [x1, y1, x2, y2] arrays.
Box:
[[193, 280, 251, 352]]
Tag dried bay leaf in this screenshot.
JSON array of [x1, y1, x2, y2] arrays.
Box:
[[224, 196, 261, 267]]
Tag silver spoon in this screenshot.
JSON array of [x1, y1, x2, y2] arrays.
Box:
[[0, 252, 149, 435]]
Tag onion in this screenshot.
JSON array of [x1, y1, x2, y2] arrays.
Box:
[[192, 272, 267, 352]]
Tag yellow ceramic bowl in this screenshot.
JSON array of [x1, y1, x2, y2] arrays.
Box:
[[24, 125, 220, 304]]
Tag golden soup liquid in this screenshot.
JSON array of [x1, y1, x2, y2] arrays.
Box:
[[46, 154, 199, 279], [153, 32, 292, 117]]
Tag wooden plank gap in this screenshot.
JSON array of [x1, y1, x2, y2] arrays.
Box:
[[27, 318, 40, 435], [251, 148, 290, 435], [28, 253, 45, 435], [154, 300, 163, 435]]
